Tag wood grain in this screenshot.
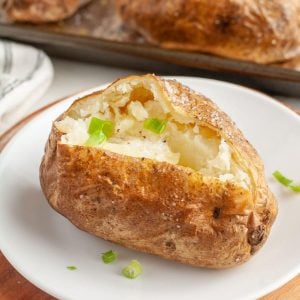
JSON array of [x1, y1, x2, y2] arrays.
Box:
[[0, 254, 54, 300], [0, 98, 299, 300], [261, 275, 300, 300]]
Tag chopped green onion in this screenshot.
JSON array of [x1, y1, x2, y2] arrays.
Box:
[[101, 250, 118, 264], [144, 118, 167, 134], [67, 266, 77, 271], [88, 117, 103, 134], [122, 260, 143, 279], [85, 117, 114, 146], [88, 117, 114, 137], [273, 171, 293, 186], [102, 121, 114, 138], [273, 170, 300, 193], [85, 131, 106, 146], [290, 185, 300, 192]]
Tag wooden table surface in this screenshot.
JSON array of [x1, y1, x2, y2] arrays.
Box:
[[0, 100, 300, 300]]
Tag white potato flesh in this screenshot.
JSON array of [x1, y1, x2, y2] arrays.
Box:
[[56, 81, 249, 188]]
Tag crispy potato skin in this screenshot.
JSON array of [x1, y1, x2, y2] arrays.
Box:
[[40, 74, 277, 268], [3, 0, 91, 23], [115, 0, 300, 64]]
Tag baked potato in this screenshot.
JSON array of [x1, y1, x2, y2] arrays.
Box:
[[2, 0, 91, 23], [40, 74, 277, 268], [115, 0, 300, 64]]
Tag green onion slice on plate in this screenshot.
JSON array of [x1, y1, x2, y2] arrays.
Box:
[[122, 260, 143, 279], [273, 170, 300, 193], [273, 171, 293, 186], [101, 250, 118, 264], [290, 185, 300, 192]]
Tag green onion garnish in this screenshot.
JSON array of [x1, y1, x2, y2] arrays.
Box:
[[85, 131, 107, 146], [101, 250, 118, 264], [85, 117, 114, 146], [273, 171, 293, 186], [67, 266, 77, 270], [122, 260, 143, 279], [88, 117, 102, 134], [143, 118, 167, 134], [290, 185, 300, 192], [88, 117, 114, 137], [273, 170, 300, 193]]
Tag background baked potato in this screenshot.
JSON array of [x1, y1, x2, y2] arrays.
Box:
[[115, 0, 300, 64], [40, 74, 277, 268], [2, 0, 91, 23]]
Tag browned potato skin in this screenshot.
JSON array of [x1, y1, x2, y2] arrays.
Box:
[[40, 74, 277, 268], [3, 0, 91, 23], [115, 0, 300, 64]]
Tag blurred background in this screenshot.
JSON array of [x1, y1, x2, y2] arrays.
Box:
[[0, 0, 300, 132]]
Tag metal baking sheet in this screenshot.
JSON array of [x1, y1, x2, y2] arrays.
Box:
[[1, 0, 300, 96]]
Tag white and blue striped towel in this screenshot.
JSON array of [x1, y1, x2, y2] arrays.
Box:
[[0, 40, 53, 133]]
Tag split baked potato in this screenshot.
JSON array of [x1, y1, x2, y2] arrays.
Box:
[[40, 74, 277, 268]]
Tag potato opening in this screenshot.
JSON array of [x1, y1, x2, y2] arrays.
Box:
[[56, 78, 249, 188]]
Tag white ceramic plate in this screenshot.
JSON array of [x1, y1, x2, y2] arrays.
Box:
[[0, 77, 300, 300]]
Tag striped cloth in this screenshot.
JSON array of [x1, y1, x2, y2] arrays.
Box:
[[0, 40, 53, 133]]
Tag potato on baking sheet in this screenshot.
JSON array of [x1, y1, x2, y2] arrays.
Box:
[[2, 0, 92, 23], [115, 0, 300, 64], [40, 74, 277, 268]]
